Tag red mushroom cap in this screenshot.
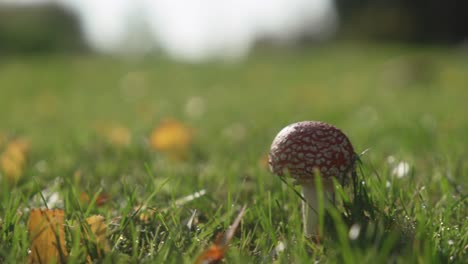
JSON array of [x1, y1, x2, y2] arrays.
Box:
[[268, 121, 355, 184]]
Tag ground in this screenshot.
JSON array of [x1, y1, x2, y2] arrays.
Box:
[[0, 43, 467, 263]]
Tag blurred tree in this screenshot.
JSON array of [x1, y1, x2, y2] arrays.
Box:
[[336, 0, 468, 43], [0, 4, 87, 54]]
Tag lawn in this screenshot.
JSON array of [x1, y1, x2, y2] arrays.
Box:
[[0, 43, 467, 263]]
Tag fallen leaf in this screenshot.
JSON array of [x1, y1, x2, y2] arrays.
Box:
[[195, 241, 224, 264], [0, 138, 30, 183], [84, 215, 110, 262], [0, 155, 23, 182], [150, 119, 193, 159], [28, 209, 67, 264], [195, 205, 247, 264], [136, 205, 158, 223], [80, 192, 110, 207]]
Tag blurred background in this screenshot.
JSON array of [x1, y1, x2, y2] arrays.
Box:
[[1, 0, 467, 60], [0, 0, 467, 156]]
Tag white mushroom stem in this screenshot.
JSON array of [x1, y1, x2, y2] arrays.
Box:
[[301, 182, 334, 238]]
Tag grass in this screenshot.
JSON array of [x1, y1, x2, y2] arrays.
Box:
[[0, 43, 467, 263]]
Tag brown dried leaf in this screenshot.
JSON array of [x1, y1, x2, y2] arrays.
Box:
[[28, 209, 67, 264], [195, 205, 247, 264], [80, 192, 110, 207], [84, 215, 110, 261]]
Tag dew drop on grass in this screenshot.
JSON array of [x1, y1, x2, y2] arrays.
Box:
[[386, 181, 391, 188], [392, 161, 410, 178], [275, 241, 286, 253], [448, 240, 454, 245], [348, 223, 361, 240]]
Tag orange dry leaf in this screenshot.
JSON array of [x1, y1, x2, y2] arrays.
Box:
[[149, 119, 193, 159], [195, 205, 247, 264], [135, 205, 157, 223], [84, 215, 110, 261], [0, 138, 30, 183], [0, 156, 23, 182], [80, 192, 110, 207], [28, 209, 67, 264], [195, 240, 225, 264], [7, 138, 30, 157]]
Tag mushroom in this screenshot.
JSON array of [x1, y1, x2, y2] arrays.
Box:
[[268, 121, 356, 238]]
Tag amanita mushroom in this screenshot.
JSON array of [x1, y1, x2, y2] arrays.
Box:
[[268, 121, 356, 238]]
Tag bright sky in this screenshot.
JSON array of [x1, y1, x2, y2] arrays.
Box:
[[1, 0, 338, 61]]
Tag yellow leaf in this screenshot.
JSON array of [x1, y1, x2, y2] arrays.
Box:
[[28, 209, 67, 264], [84, 215, 110, 262], [0, 155, 23, 183], [7, 138, 30, 155], [150, 119, 193, 158], [5, 142, 28, 165], [0, 138, 30, 183], [107, 125, 131, 147]]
